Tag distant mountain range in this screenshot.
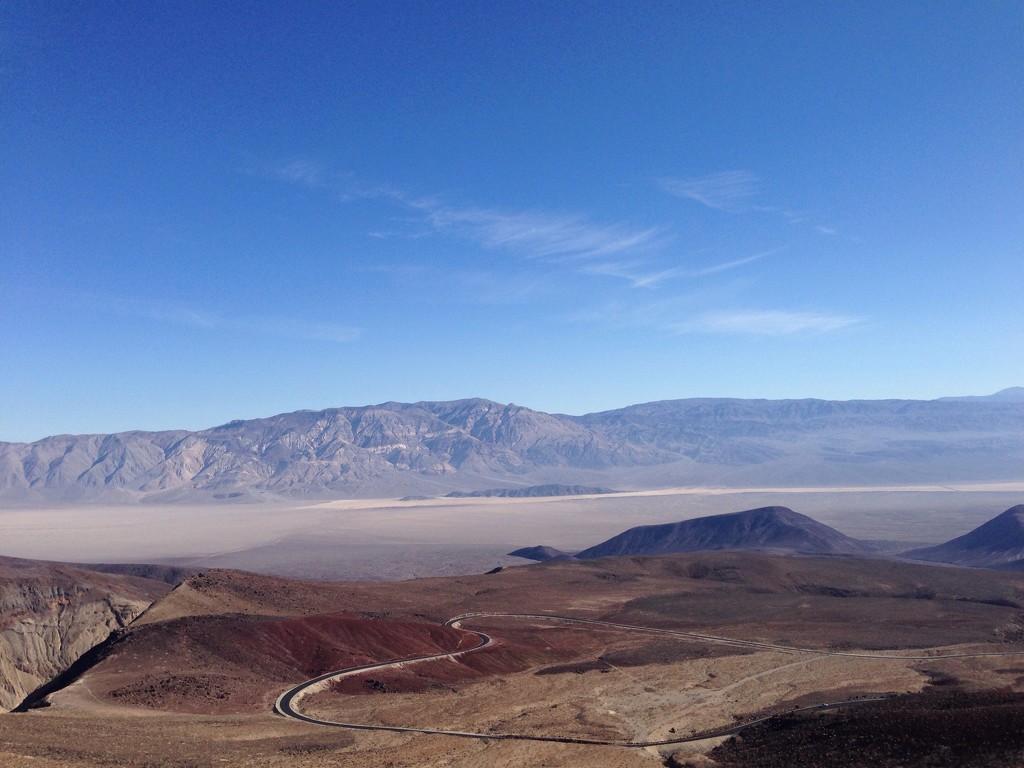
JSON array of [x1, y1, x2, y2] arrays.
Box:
[[1, 395, 1023, 503]]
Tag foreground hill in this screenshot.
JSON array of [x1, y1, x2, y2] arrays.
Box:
[[904, 505, 1024, 568], [1, 396, 1023, 503], [575, 506, 869, 559]]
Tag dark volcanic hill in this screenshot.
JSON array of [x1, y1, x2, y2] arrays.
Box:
[[507, 545, 575, 562], [575, 506, 870, 559], [904, 505, 1024, 568], [2, 396, 1023, 503]]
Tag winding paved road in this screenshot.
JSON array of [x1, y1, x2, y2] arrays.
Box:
[[274, 612, 1024, 747]]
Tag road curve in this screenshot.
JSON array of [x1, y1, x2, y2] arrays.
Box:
[[274, 612, 1024, 747]]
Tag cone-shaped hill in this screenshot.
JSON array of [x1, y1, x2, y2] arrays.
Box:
[[575, 506, 869, 559], [904, 504, 1024, 568], [507, 545, 574, 562]]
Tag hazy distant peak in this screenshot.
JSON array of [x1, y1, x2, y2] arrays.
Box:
[[937, 387, 1024, 402]]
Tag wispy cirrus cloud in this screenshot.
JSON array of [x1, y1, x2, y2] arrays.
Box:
[[411, 201, 667, 263], [675, 309, 860, 336], [583, 246, 786, 288], [562, 296, 860, 338], [272, 159, 327, 188], [262, 166, 796, 293], [248, 157, 333, 190], [582, 261, 688, 288], [400, 197, 799, 293], [684, 246, 786, 277], [342, 183, 675, 286], [659, 171, 758, 212], [661, 171, 838, 235]]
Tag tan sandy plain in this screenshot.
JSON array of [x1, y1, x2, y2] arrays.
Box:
[[2, 483, 1023, 580]]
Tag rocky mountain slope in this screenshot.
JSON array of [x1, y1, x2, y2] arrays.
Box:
[[575, 506, 870, 559], [2, 397, 1023, 503], [0, 556, 173, 710], [904, 505, 1024, 568]]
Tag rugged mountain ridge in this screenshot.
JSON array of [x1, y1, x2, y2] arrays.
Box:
[[2, 397, 1023, 503], [904, 505, 1024, 568], [574, 506, 869, 559]]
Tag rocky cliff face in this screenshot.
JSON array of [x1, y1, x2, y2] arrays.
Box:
[[0, 557, 172, 710]]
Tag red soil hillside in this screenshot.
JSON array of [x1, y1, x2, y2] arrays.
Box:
[[84, 612, 475, 714]]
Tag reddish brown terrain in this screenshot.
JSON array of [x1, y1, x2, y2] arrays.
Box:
[[101, 614, 475, 713], [1, 552, 1023, 766]]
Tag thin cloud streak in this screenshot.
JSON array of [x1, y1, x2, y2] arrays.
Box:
[[659, 171, 758, 211], [248, 158, 331, 190], [368, 186, 676, 287], [413, 202, 667, 262], [686, 246, 786, 277], [582, 261, 686, 288], [585, 246, 786, 288], [273, 159, 326, 188], [661, 171, 839, 235], [268, 170, 797, 293], [679, 310, 861, 336], [561, 298, 860, 338]]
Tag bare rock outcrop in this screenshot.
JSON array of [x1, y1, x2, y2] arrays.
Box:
[[0, 556, 171, 710]]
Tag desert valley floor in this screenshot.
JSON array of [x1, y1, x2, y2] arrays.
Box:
[[3, 483, 1024, 580]]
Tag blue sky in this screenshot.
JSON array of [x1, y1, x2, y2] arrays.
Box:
[[2, 1, 1022, 442]]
